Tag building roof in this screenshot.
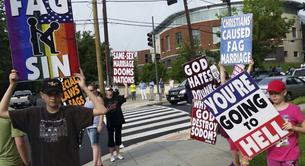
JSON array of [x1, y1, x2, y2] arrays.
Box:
[[154, 0, 303, 34]]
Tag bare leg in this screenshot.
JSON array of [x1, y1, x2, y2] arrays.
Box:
[[232, 151, 240, 166]]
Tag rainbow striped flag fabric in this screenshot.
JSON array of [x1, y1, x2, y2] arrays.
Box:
[[4, 0, 79, 81]]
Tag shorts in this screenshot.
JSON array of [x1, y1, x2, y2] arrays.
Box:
[[267, 158, 298, 166], [87, 128, 100, 145]]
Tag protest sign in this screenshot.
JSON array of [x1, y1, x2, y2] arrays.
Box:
[[231, 64, 245, 78], [183, 56, 220, 100], [4, 0, 79, 81], [112, 51, 136, 84], [191, 100, 218, 144], [220, 14, 253, 65], [203, 72, 290, 158], [60, 77, 85, 106]]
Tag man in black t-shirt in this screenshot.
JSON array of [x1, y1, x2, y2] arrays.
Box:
[[104, 83, 128, 162], [0, 69, 108, 166]]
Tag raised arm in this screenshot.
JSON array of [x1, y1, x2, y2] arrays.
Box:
[[124, 83, 128, 99], [0, 70, 18, 118], [247, 58, 254, 74], [218, 62, 226, 85], [74, 68, 108, 116]]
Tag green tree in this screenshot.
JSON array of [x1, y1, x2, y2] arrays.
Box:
[[76, 31, 106, 83], [138, 62, 166, 83], [243, 0, 294, 64], [0, 1, 12, 81]]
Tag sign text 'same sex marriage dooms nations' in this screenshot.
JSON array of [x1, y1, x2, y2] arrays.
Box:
[[204, 72, 291, 158], [4, 0, 79, 81]]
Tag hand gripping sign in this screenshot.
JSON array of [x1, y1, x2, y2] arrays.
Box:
[[4, 0, 79, 81], [203, 72, 290, 158]]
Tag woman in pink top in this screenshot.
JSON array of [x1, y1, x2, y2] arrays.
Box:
[[267, 80, 305, 166]]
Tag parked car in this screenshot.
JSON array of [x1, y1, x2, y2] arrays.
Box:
[[251, 71, 284, 83], [258, 76, 305, 101], [166, 80, 189, 105], [10, 90, 34, 108], [291, 68, 305, 81]]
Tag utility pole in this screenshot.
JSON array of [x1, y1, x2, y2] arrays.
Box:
[[222, 0, 232, 16], [183, 0, 194, 56], [151, 16, 161, 101], [92, 0, 105, 96], [102, 0, 111, 86]]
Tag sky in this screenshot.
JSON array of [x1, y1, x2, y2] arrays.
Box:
[[72, 0, 305, 52]]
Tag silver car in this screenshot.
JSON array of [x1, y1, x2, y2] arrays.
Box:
[[258, 76, 305, 101]]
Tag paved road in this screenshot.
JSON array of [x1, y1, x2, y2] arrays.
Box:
[[80, 104, 191, 165]]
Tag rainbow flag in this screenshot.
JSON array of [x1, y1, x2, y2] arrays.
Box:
[[4, 0, 79, 81]]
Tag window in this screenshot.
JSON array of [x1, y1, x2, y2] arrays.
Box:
[[145, 54, 150, 63], [165, 35, 170, 51], [175, 32, 183, 47], [161, 39, 164, 52], [212, 27, 220, 44], [284, 51, 288, 57], [292, 27, 296, 38], [192, 30, 201, 46], [294, 51, 298, 57]]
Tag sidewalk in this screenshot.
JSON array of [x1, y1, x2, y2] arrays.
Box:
[[83, 129, 231, 166], [83, 99, 232, 166]]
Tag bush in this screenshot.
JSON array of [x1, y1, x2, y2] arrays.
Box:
[[291, 96, 305, 105]]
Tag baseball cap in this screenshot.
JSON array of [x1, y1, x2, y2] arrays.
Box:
[[105, 86, 113, 91], [41, 78, 63, 94], [267, 80, 286, 93]]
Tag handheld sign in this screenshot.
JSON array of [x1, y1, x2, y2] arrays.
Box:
[[191, 100, 218, 144], [60, 77, 85, 106], [220, 14, 253, 65], [183, 56, 219, 100], [204, 72, 290, 158], [231, 64, 245, 78], [4, 0, 79, 81], [112, 51, 136, 84]]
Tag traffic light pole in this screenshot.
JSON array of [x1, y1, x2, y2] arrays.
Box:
[[151, 16, 161, 101]]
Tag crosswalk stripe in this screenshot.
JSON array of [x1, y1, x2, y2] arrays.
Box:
[[124, 108, 173, 118], [125, 109, 182, 122], [123, 111, 187, 127], [122, 116, 190, 134], [122, 122, 191, 142], [123, 106, 164, 115]]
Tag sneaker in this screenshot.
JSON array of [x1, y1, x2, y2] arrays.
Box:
[[117, 154, 124, 160], [110, 155, 116, 162], [120, 144, 125, 149]]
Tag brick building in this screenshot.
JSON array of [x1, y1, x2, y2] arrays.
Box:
[[137, 1, 305, 67]]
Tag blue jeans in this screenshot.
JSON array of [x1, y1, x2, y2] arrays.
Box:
[[87, 128, 100, 145]]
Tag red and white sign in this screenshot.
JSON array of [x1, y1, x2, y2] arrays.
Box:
[[191, 100, 218, 145], [204, 72, 291, 158], [112, 51, 136, 84]]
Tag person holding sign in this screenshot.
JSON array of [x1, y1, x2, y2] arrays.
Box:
[[218, 59, 254, 166], [266, 80, 305, 166], [0, 69, 108, 166], [85, 84, 104, 166], [104, 83, 128, 162]]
